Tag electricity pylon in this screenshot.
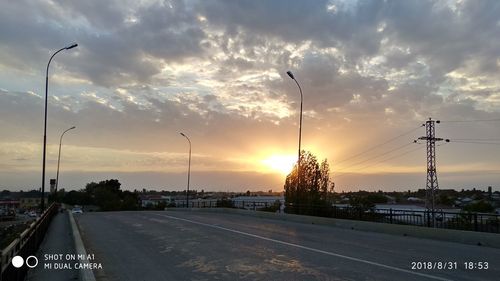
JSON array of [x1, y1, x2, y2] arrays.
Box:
[[416, 118, 449, 226]]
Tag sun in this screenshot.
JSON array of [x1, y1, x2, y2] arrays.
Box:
[[261, 155, 297, 175]]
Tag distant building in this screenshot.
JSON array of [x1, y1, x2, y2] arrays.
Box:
[[0, 199, 19, 210], [19, 196, 48, 210], [231, 196, 284, 210], [231, 196, 284, 203], [50, 179, 56, 193], [140, 195, 173, 208]]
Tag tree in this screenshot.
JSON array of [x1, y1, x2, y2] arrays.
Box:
[[319, 159, 330, 202], [349, 195, 376, 211], [94, 185, 121, 211], [284, 150, 332, 215], [463, 200, 495, 213], [62, 179, 139, 211], [365, 193, 388, 204], [121, 191, 139, 210], [436, 193, 454, 206], [1, 190, 11, 197], [63, 190, 91, 206]]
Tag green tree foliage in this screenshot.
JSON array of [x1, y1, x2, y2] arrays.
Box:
[[62, 179, 139, 211], [284, 150, 332, 215], [436, 193, 454, 206], [63, 190, 91, 206], [349, 195, 376, 211], [365, 193, 388, 204], [1, 190, 11, 197], [463, 200, 495, 213]]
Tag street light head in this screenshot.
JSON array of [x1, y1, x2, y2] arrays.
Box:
[[180, 132, 186, 137], [70, 126, 76, 130], [65, 43, 78, 50], [286, 70, 295, 80]]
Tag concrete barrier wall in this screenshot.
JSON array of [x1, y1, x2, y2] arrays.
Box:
[[68, 212, 96, 281], [167, 208, 500, 249]]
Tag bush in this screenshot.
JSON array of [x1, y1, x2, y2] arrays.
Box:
[[260, 200, 282, 213], [216, 198, 234, 208], [349, 195, 375, 211], [463, 200, 495, 213]]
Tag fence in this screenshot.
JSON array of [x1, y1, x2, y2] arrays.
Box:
[[283, 204, 500, 233], [174, 199, 500, 234], [0, 203, 58, 281], [175, 199, 281, 210]]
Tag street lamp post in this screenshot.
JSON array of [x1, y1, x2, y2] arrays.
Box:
[[180, 132, 191, 208], [55, 126, 76, 193], [41, 43, 78, 212], [286, 70, 303, 192]]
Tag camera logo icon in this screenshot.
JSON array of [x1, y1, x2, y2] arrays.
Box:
[[12, 255, 38, 268]]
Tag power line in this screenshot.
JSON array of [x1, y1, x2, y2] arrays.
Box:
[[334, 145, 425, 179], [451, 138, 500, 141], [336, 142, 414, 172], [448, 140, 500, 145], [441, 118, 500, 123], [335, 125, 424, 165]]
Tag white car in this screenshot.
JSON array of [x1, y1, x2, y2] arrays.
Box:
[[27, 211, 38, 218], [71, 207, 83, 214]]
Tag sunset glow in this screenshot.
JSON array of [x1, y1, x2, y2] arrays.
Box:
[[261, 155, 297, 175], [1, 0, 499, 192]]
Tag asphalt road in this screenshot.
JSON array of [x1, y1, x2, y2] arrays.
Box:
[[76, 210, 500, 281]]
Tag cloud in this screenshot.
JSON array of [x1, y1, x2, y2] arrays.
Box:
[[1, 0, 500, 191], [0, 0, 209, 88]]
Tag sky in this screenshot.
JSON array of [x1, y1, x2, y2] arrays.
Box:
[[1, 0, 500, 192]]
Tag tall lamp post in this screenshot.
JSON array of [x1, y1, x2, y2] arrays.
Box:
[[180, 132, 191, 208], [286, 70, 303, 192], [41, 43, 78, 212], [55, 126, 76, 193]]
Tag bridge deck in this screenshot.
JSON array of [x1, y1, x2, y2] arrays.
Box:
[[75, 210, 499, 281]]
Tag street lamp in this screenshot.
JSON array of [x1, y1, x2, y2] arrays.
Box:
[[286, 70, 303, 191], [55, 126, 76, 193], [180, 132, 191, 208], [41, 43, 78, 212]]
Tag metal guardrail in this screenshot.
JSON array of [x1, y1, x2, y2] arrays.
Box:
[[175, 199, 280, 210], [0, 203, 58, 281], [174, 199, 500, 234], [283, 204, 500, 233]]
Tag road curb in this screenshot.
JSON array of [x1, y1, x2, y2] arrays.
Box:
[[68, 212, 97, 281], [167, 208, 500, 249]]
